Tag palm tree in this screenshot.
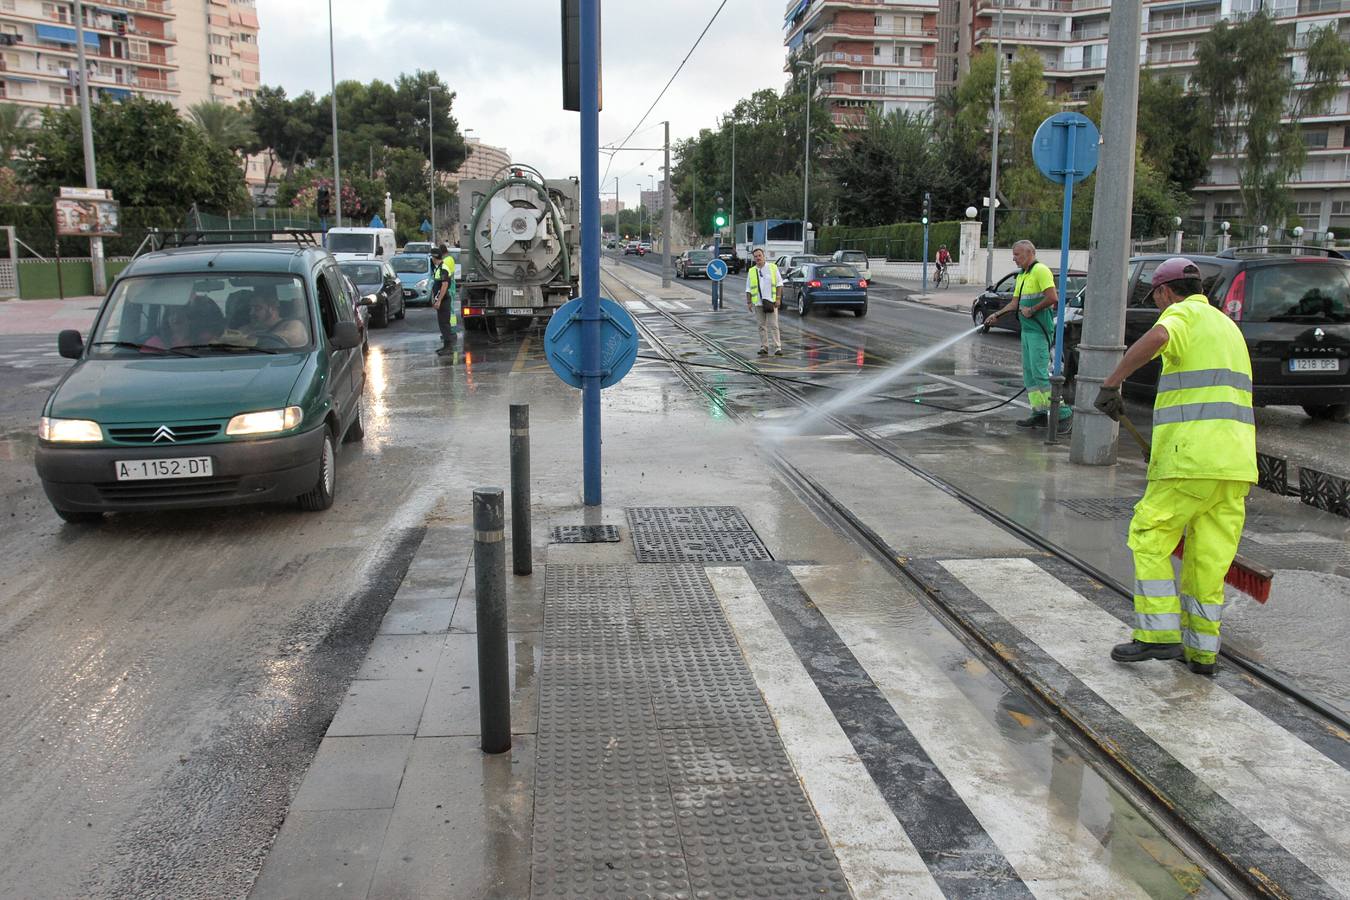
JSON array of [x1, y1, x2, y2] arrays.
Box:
[[188, 100, 256, 152], [0, 102, 37, 163]]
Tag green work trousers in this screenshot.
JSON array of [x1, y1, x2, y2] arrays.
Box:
[[1019, 315, 1069, 419]]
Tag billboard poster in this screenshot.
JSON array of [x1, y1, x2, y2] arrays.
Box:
[[55, 197, 121, 237]]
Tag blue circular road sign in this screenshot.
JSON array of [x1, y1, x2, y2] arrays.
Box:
[[706, 258, 728, 282], [544, 297, 639, 390], [1032, 112, 1100, 185]]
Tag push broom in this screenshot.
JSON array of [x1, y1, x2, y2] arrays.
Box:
[[1118, 412, 1274, 603]]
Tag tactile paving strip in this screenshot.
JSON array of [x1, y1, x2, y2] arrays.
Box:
[[531, 562, 850, 899], [549, 524, 622, 543], [1055, 496, 1140, 520]]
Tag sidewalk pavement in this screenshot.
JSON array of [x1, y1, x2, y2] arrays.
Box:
[[874, 278, 982, 315], [248, 263, 1350, 898], [0, 295, 104, 336]]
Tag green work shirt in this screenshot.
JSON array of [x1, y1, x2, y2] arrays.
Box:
[[1014, 261, 1056, 336]]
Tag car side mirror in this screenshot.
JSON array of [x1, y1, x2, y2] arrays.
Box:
[[58, 329, 84, 359], [359, 294, 376, 307], [331, 321, 361, 350], [375, 246, 384, 256]]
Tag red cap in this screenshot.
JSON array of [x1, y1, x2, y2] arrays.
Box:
[[1153, 257, 1200, 288]]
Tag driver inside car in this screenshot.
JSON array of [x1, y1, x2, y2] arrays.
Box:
[[245, 291, 307, 347]]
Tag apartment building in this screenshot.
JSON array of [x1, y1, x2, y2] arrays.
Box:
[[0, 0, 258, 112], [966, 0, 1350, 230], [447, 136, 511, 188]]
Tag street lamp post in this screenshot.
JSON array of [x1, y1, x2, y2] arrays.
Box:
[[797, 50, 814, 253], [985, 0, 1004, 287], [72, 0, 105, 294], [328, 0, 342, 228], [637, 183, 644, 243]]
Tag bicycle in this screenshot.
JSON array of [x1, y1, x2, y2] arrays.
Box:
[[934, 263, 950, 289]]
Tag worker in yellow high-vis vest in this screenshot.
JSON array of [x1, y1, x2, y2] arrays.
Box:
[[1093, 258, 1257, 676], [432, 246, 458, 356]]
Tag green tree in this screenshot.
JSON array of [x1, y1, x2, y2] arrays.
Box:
[[0, 102, 37, 163], [831, 109, 942, 228], [249, 85, 322, 186], [1194, 13, 1350, 225], [188, 100, 256, 152], [955, 48, 1056, 210], [25, 96, 248, 211], [1134, 72, 1210, 193]]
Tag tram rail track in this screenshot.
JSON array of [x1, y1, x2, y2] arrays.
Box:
[[602, 265, 1348, 899]]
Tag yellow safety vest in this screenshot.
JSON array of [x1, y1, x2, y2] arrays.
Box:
[[746, 263, 781, 305], [1149, 295, 1257, 483]]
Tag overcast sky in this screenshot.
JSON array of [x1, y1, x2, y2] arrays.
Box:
[[257, 1, 787, 210]]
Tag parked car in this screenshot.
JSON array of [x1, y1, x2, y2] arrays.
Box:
[[339, 260, 405, 328], [774, 253, 828, 278], [35, 240, 366, 521], [676, 249, 715, 279], [971, 270, 1089, 334], [623, 242, 646, 256], [401, 241, 435, 256], [341, 273, 370, 355], [782, 262, 868, 317], [831, 250, 872, 283], [706, 243, 745, 274], [640, 242, 653, 254], [1122, 248, 1350, 420], [390, 253, 436, 307]]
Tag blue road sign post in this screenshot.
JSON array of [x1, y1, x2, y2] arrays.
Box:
[[544, 297, 638, 389], [419, 219, 432, 234], [1032, 111, 1099, 444], [578, 0, 602, 505], [706, 258, 728, 282]]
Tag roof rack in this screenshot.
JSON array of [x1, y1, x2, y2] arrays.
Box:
[[1216, 244, 1346, 260], [134, 228, 320, 257]]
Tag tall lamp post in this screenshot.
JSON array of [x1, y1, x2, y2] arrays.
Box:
[[72, 0, 105, 294], [636, 183, 645, 243], [795, 48, 814, 253], [985, 0, 1005, 287], [327, 0, 342, 228]]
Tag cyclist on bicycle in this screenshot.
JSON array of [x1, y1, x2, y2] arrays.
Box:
[[935, 245, 952, 274]]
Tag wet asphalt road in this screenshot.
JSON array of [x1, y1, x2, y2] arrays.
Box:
[[0, 312, 465, 898]]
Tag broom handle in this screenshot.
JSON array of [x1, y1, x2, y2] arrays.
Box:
[[1118, 413, 1151, 460]]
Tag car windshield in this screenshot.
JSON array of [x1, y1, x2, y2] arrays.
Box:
[[688, 251, 713, 263], [326, 233, 375, 254], [391, 256, 431, 274], [816, 265, 859, 279], [339, 263, 383, 285], [838, 252, 866, 263], [89, 274, 311, 356], [403, 242, 433, 254], [1246, 262, 1350, 323]]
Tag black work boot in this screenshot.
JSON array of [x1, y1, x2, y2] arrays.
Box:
[[1016, 412, 1048, 428], [436, 344, 454, 357], [1111, 640, 1183, 662], [1188, 660, 1216, 676]]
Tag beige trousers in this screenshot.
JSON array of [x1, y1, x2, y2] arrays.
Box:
[[754, 304, 781, 352]]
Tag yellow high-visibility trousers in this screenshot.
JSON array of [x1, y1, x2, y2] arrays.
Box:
[[1126, 478, 1250, 665]]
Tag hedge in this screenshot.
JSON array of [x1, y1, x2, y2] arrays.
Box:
[[817, 221, 964, 261]]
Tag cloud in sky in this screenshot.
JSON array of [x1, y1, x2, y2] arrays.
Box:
[[257, 1, 788, 210]]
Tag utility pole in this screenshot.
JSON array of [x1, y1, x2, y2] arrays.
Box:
[[72, 0, 105, 294], [800, 49, 813, 253], [1071, 0, 1142, 466], [428, 89, 436, 240], [730, 117, 737, 256], [328, 0, 341, 228], [662, 120, 672, 288], [985, 0, 1004, 288]]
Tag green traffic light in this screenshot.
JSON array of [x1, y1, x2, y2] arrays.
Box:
[[714, 214, 727, 228]]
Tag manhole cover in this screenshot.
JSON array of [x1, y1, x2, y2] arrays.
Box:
[[625, 507, 770, 563], [550, 524, 621, 544], [1055, 497, 1139, 520]]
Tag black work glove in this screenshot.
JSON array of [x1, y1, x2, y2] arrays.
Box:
[[1094, 385, 1124, 421]]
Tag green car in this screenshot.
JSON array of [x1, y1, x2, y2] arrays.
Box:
[[35, 241, 366, 522]]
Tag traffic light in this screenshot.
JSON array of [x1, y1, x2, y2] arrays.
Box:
[[316, 185, 331, 218], [921, 192, 931, 226], [714, 194, 726, 230]]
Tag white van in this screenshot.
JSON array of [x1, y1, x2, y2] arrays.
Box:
[[325, 227, 396, 261]]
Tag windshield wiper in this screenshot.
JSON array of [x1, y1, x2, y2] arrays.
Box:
[[89, 340, 199, 358], [177, 342, 283, 355]]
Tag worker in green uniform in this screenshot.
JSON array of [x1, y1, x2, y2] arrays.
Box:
[[985, 240, 1073, 432], [1093, 258, 1257, 675], [431, 246, 458, 356]]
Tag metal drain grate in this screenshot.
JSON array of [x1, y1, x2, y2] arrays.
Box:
[[1299, 467, 1350, 519], [549, 524, 621, 544], [625, 507, 770, 563], [1055, 497, 1139, 520]]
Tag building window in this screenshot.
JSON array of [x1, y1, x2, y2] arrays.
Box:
[[1305, 129, 1330, 149], [1295, 201, 1323, 218], [1215, 202, 1244, 218]]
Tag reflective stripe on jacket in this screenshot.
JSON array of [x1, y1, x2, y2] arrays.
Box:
[[746, 263, 781, 306], [1149, 295, 1257, 483]]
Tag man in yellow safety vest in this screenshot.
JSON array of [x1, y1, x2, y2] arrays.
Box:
[[432, 246, 458, 356], [745, 247, 783, 356], [1093, 257, 1257, 675]]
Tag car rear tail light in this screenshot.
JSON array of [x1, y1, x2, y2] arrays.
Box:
[[1222, 271, 1246, 322], [858, 279, 868, 288], [464, 307, 481, 316], [808, 280, 822, 288]]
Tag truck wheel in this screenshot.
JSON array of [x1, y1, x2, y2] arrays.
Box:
[[298, 427, 337, 511], [54, 507, 103, 524]]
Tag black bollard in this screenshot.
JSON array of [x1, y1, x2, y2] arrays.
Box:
[[473, 488, 511, 754], [509, 404, 532, 576]]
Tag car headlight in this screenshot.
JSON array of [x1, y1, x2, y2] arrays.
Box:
[[39, 416, 102, 443], [226, 406, 303, 436], [415, 278, 429, 290]]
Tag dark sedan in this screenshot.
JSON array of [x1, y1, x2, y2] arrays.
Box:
[[339, 260, 405, 328], [676, 249, 715, 279], [783, 263, 868, 317], [971, 270, 1087, 334]]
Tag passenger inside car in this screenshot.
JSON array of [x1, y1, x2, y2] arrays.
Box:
[[245, 291, 307, 347]]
